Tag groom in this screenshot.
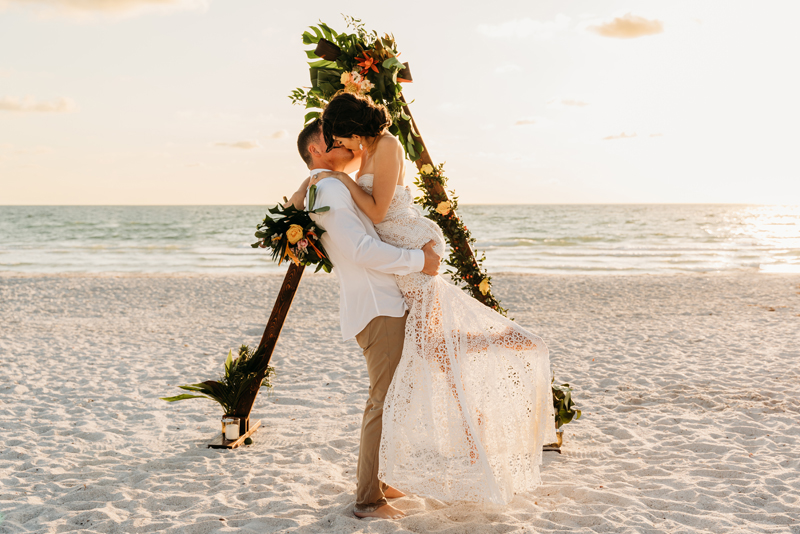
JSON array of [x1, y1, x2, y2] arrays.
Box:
[[294, 120, 441, 519]]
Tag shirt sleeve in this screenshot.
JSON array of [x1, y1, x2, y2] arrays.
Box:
[[310, 180, 425, 275]]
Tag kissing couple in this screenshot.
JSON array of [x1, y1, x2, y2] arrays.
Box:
[[285, 92, 556, 519]]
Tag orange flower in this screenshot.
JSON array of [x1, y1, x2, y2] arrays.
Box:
[[356, 52, 379, 75], [284, 245, 300, 266]]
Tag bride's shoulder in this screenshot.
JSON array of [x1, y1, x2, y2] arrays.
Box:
[[375, 134, 403, 155], [377, 133, 401, 146]]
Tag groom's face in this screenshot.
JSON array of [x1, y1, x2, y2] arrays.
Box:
[[312, 131, 354, 172]]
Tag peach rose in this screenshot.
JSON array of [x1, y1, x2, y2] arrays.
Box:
[[286, 224, 304, 245], [479, 278, 490, 295], [435, 200, 451, 216]]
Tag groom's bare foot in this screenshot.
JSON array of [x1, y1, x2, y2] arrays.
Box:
[[353, 503, 405, 520], [384, 486, 406, 499]]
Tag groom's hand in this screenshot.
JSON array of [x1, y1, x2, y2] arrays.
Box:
[[421, 240, 441, 276]]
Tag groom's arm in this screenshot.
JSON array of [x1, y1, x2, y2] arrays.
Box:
[[311, 181, 424, 275]]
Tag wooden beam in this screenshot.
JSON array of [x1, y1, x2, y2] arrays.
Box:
[[231, 263, 305, 435]]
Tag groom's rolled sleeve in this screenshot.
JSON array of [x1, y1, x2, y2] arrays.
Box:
[[311, 181, 424, 275]]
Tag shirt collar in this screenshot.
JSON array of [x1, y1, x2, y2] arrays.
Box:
[[309, 168, 331, 177]]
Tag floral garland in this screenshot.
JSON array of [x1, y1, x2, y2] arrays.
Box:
[[414, 163, 507, 315]]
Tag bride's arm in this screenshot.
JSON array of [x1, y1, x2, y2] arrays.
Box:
[[314, 137, 403, 224], [284, 177, 311, 209]]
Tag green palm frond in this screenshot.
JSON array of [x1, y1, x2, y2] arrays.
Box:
[[161, 344, 275, 415]]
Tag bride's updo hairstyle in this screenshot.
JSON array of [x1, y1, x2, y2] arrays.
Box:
[[321, 92, 392, 152]]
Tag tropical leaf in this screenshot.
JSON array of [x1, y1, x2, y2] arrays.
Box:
[[160, 393, 208, 402], [308, 184, 317, 211], [162, 344, 276, 415], [308, 59, 338, 69], [382, 57, 404, 71], [302, 31, 319, 45], [224, 349, 233, 374]]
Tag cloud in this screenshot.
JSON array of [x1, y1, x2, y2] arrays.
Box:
[[515, 118, 537, 126], [649, 133, 663, 138], [587, 13, 664, 39], [213, 140, 260, 150], [603, 132, 637, 140], [548, 98, 589, 108], [268, 130, 287, 140], [0, 0, 208, 17], [478, 14, 570, 40], [0, 96, 76, 113]]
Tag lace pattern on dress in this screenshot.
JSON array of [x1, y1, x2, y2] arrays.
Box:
[[359, 174, 556, 504]]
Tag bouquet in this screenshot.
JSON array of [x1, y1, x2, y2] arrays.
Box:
[[252, 184, 333, 273]]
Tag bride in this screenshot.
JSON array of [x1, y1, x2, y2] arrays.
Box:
[[309, 92, 555, 505]]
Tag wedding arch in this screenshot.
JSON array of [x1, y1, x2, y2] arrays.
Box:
[[162, 17, 580, 449]]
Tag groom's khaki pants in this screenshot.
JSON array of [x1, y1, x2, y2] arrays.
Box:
[[352, 312, 407, 513]]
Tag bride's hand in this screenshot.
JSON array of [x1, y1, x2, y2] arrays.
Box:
[[309, 171, 352, 187]]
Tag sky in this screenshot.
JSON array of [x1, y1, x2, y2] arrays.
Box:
[[1, 0, 799, 205]]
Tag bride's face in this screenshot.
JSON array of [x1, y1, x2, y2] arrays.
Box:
[[333, 136, 361, 152]]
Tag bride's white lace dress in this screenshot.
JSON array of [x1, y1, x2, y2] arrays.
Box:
[[358, 174, 557, 505]]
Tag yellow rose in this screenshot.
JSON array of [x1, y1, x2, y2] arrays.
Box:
[[340, 72, 352, 85], [478, 278, 490, 295], [420, 164, 434, 175], [286, 224, 304, 245], [435, 200, 451, 216]]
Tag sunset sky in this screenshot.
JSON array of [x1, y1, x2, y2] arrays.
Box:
[[1, 0, 799, 205]]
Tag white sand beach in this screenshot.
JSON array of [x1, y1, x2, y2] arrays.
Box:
[[1, 272, 799, 534]]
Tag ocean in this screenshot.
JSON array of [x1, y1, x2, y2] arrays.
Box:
[[1, 204, 799, 275]]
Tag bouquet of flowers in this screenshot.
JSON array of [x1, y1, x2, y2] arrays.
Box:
[[251, 185, 333, 273]]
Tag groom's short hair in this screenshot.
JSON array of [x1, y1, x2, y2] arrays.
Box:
[[297, 119, 322, 167]]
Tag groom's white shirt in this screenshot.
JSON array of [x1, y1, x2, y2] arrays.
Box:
[[307, 169, 423, 340]]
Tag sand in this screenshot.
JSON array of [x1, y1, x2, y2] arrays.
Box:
[[1, 272, 799, 534]]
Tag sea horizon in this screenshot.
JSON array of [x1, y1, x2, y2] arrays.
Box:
[[2, 204, 799, 275]]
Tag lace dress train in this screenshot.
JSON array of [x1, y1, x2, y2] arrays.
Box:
[[360, 174, 556, 505]]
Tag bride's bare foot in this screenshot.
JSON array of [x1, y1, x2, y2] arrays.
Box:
[[353, 503, 405, 520], [384, 486, 406, 499]]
